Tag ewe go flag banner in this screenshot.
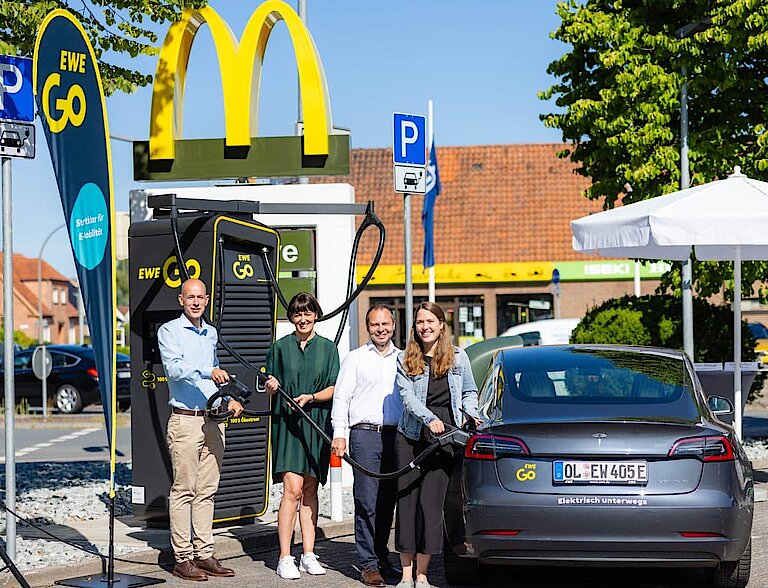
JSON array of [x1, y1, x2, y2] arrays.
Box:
[[33, 10, 118, 495]]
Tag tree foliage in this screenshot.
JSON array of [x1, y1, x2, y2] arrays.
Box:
[[571, 294, 765, 399], [117, 259, 129, 307], [0, 327, 35, 349], [541, 0, 768, 301], [0, 0, 205, 95]]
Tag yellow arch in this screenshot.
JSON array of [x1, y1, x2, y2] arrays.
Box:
[[149, 0, 332, 161]]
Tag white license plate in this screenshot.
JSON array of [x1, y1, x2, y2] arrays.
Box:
[[553, 461, 648, 485], [118, 371, 130, 379]]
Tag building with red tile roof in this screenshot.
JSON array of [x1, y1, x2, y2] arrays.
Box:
[[319, 144, 668, 347], [0, 252, 82, 344]]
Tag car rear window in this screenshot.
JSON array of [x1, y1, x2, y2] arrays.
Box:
[[492, 346, 699, 423], [51, 352, 80, 368]]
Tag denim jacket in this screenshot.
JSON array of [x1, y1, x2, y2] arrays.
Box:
[[396, 346, 480, 440]]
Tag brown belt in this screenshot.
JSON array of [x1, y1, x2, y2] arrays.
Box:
[[172, 407, 222, 417]]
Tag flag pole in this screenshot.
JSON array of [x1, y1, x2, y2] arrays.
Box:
[[427, 100, 435, 302]]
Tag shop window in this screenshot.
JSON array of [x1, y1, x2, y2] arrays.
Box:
[[371, 295, 484, 349], [496, 294, 553, 335]]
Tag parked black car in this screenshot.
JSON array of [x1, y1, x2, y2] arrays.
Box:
[[0, 345, 130, 414]]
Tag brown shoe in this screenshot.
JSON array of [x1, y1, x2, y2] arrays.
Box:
[[193, 557, 235, 577], [172, 561, 208, 581], [361, 567, 386, 587]]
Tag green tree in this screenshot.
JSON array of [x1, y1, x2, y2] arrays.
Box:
[[117, 259, 129, 307], [541, 0, 768, 301], [0, 327, 35, 349], [0, 0, 205, 95], [571, 294, 765, 399]]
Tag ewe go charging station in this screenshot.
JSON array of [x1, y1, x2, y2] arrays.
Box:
[[129, 196, 280, 522], [127, 1, 366, 523]]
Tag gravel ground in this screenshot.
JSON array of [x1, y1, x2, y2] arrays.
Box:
[[744, 437, 768, 462]]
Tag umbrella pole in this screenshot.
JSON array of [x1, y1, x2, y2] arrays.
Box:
[[734, 246, 742, 440]]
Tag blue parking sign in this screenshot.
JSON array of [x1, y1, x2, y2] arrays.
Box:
[[393, 113, 426, 165], [0, 55, 34, 122]]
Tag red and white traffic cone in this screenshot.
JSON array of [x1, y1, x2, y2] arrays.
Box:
[[330, 453, 343, 521]]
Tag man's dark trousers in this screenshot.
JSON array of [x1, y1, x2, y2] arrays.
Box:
[[349, 426, 397, 570]]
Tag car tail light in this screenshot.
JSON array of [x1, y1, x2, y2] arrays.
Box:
[[464, 434, 529, 460], [86, 367, 99, 380], [475, 530, 521, 536], [678, 532, 725, 538], [668, 436, 734, 462]]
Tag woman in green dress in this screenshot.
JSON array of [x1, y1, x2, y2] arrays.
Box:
[[264, 292, 340, 579]]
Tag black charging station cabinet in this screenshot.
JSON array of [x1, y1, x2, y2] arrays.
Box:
[[129, 195, 278, 525]]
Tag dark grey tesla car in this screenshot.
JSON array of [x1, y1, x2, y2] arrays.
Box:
[[444, 345, 753, 588]]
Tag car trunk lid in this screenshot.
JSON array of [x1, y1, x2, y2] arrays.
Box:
[[486, 421, 710, 495]]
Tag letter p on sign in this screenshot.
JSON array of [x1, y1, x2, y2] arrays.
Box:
[[393, 113, 426, 166]]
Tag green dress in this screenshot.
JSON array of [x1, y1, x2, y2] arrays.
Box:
[[267, 332, 340, 485]]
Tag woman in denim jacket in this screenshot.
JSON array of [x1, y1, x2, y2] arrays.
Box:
[[393, 302, 481, 588]]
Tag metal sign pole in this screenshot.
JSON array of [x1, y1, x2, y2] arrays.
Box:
[[2, 155, 16, 559], [404, 194, 413, 338]]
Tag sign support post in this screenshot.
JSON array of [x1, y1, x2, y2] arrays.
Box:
[[0, 52, 35, 563], [404, 196, 413, 335], [2, 155, 16, 560]]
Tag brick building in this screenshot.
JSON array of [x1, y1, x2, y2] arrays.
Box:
[[0, 252, 81, 344], [325, 144, 668, 348]]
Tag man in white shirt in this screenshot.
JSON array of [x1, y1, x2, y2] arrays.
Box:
[[331, 304, 402, 587]]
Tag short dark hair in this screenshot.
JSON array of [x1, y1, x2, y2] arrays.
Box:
[[287, 292, 323, 320], [365, 303, 396, 327]]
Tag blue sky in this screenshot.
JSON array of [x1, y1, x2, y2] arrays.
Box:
[[10, 0, 566, 277]]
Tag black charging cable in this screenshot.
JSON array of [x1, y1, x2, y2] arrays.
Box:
[[259, 202, 386, 345], [171, 206, 474, 480]]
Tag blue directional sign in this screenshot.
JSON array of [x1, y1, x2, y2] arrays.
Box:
[[393, 113, 426, 165], [0, 55, 34, 122]]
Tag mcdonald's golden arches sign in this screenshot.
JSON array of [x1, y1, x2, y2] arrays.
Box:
[[133, 0, 350, 181]]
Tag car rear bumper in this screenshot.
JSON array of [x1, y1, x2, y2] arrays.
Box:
[[462, 490, 752, 566]]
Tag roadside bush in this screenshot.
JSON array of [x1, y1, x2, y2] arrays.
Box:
[[571, 294, 765, 401], [0, 328, 35, 349]]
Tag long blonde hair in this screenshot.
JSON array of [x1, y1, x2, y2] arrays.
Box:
[[403, 302, 455, 378]]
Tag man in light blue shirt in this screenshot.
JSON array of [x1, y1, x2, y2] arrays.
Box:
[[158, 278, 243, 581]]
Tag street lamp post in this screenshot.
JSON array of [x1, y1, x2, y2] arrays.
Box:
[[676, 19, 711, 361], [38, 224, 65, 418]]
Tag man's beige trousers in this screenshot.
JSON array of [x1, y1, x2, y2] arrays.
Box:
[[166, 413, 225, 562]]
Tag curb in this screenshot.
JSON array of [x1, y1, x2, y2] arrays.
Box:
[[19, 517, 355, 588]]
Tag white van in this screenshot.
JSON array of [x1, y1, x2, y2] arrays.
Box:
[[499, 318, 580, 346]]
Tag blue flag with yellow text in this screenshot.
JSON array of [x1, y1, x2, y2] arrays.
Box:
[[422, 140, 441, 269], [34, 10, 118, 496]]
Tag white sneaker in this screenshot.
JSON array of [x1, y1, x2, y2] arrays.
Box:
[[276, 555, 301, 580], [299, 552, 326, 575]]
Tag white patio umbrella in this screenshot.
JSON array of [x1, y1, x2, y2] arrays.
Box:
[[571, 167, 768, 439]]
